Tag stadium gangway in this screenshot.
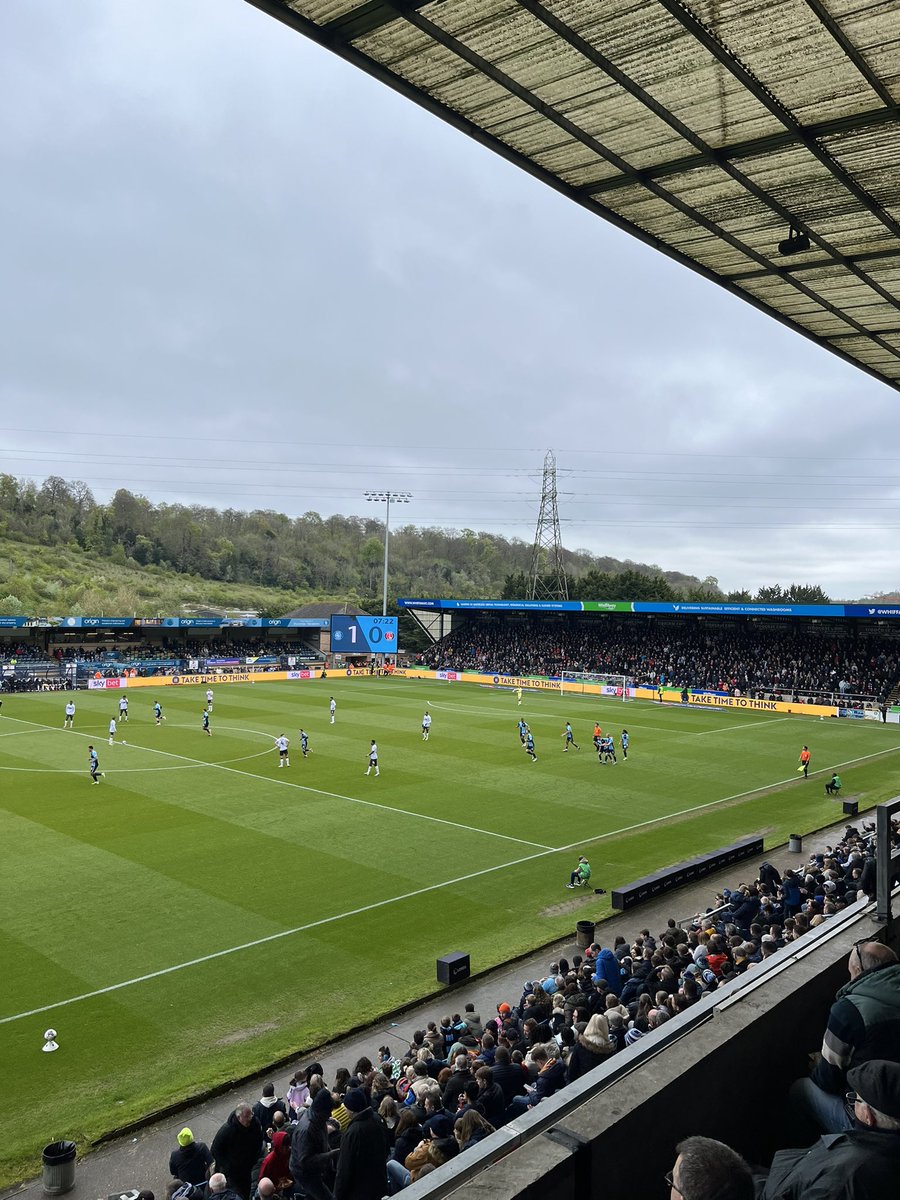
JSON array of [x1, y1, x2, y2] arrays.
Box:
[[402, 893, 878, 1200]]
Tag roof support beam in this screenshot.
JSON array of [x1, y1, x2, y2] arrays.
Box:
[[583, 104, 900, 197], [803, 0, 896, 109], [729, 246, 900, 282], [321, 1, 429, 44], [654, 0, 900, 245]]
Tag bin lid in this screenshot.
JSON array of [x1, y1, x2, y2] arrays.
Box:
[[42, 1140, 76, 1160]]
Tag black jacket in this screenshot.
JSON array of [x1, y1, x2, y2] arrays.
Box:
[[290, 1093, 336, 1183], [759, 1128, 900, 1199], [211, 1112, 264, 1178], [334, 1108, 389, 1200], [566, 1040, 615, 1085], [169, 1141, 213, 1185], [491, 1062, 528, 1103]]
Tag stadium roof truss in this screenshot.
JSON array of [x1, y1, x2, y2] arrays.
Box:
[[248, 0, 900, 392]]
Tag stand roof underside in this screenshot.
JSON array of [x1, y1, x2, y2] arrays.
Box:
[[248, 0, 900, 391]]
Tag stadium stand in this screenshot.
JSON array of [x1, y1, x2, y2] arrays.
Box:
[[157, 820, 897, 1200], [423, 617, 900, 707]]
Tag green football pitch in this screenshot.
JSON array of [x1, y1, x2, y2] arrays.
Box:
[[0, 678, 897, 1184]]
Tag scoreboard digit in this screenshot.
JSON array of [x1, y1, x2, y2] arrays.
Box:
[[330, 615, 398, 654]]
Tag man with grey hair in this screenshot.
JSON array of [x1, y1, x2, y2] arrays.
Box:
[[211, 1103, 263, 1200], [790, 940, 900, 1133], [759, 1059, 900, 1198], [666, 1136, 753, 1200], [206, 1174, 242, 1200]]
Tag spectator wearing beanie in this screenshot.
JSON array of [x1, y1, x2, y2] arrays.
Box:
[[333, 1088, 388, 1200], [169, 1128, 213, 1186]]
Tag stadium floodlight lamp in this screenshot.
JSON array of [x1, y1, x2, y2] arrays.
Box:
[[778, 226, 811, 256], [364, 491, 413, 616]]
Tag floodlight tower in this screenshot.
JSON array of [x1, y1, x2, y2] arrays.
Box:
[[528, 450, 568, 601], [364, 490, 412, 615]]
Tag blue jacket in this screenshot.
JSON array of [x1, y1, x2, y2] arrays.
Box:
[[593, 948, 624, 997]]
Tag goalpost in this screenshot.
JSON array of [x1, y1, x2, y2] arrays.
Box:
[[560, 671, 631, 701]]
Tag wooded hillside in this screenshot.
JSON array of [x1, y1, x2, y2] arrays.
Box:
[[0, 475, 833, 614]]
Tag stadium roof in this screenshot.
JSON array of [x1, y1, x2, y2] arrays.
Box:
[[247, 0, 900, 392]]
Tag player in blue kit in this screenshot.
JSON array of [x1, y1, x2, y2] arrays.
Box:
[[300, 729, 310, 757], [202, 709, 211, 736], [154, 701, 164, 725], [525, 730, 537, 762], [621, 729, 629, 760], [518, 718, 528, 745], [562, 721, 579, 752], [88, 746, 103, 784]]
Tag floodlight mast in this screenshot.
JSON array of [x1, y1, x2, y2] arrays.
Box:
[[364, 490, 412, 617]]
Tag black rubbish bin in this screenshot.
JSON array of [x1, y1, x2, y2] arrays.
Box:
[[576, 919, 595, 948], [42, 1141, 76, 1196], [788, 834, 803, 853]]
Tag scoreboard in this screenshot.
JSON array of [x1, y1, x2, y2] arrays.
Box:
[[330, 615, 398, 654]]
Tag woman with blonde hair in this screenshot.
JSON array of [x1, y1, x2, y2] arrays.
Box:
[[566, 1012, 616, 1084]]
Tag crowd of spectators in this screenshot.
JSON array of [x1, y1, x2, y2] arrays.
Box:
[[160, 820, 897, 1200], [0, 640, 321, 680], [423, 618, 900, 702]]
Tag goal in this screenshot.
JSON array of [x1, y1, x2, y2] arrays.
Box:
[[560, 671, 630, 701]]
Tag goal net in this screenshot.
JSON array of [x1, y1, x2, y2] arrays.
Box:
[[560, 671, 630, 700]]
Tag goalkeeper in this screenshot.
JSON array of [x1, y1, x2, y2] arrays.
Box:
[[566, 855, 592, 889]]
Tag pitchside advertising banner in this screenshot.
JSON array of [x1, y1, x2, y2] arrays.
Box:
[[88, 670, 318, 689], [82, 667, 894, 719], [398, 598, 900, 618]]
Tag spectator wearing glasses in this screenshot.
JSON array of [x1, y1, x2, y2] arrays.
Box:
[[790, 940, 900, 1134], [758, 1059, 900, 1199], [665, 1136, 752, 1199]]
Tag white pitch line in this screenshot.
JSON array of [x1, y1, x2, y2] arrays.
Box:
[[550, 742, 900, 859], [695, 716, 795, 735], [3, 741, 897, 1026], [0, 844, 554, 1026], [0, 715, 553, 851]]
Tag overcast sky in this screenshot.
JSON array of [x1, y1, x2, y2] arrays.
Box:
[[2, 0, 899, 599]]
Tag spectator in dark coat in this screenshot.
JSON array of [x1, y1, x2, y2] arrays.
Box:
[[490, 1046, 528, 1104], [252, 1085, 286, 1136], [441, 1054, 474, 1112], [333, 1089, 389, 1200], [289, 1089, 338, 1200], [211, 1104, 264, 1200], [169, 1128, 213, 1185], [475, 1066, 506, 1127], [566, 1014, 616, 1084]]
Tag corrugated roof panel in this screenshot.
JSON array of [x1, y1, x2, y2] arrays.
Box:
[[557, 0, 787, 149], [824, 123, 900, 219], [698, 0, 885, 124], [286, 0, 358, 23], [251, 0, 900, 391], [830, 0, 900, 99]]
